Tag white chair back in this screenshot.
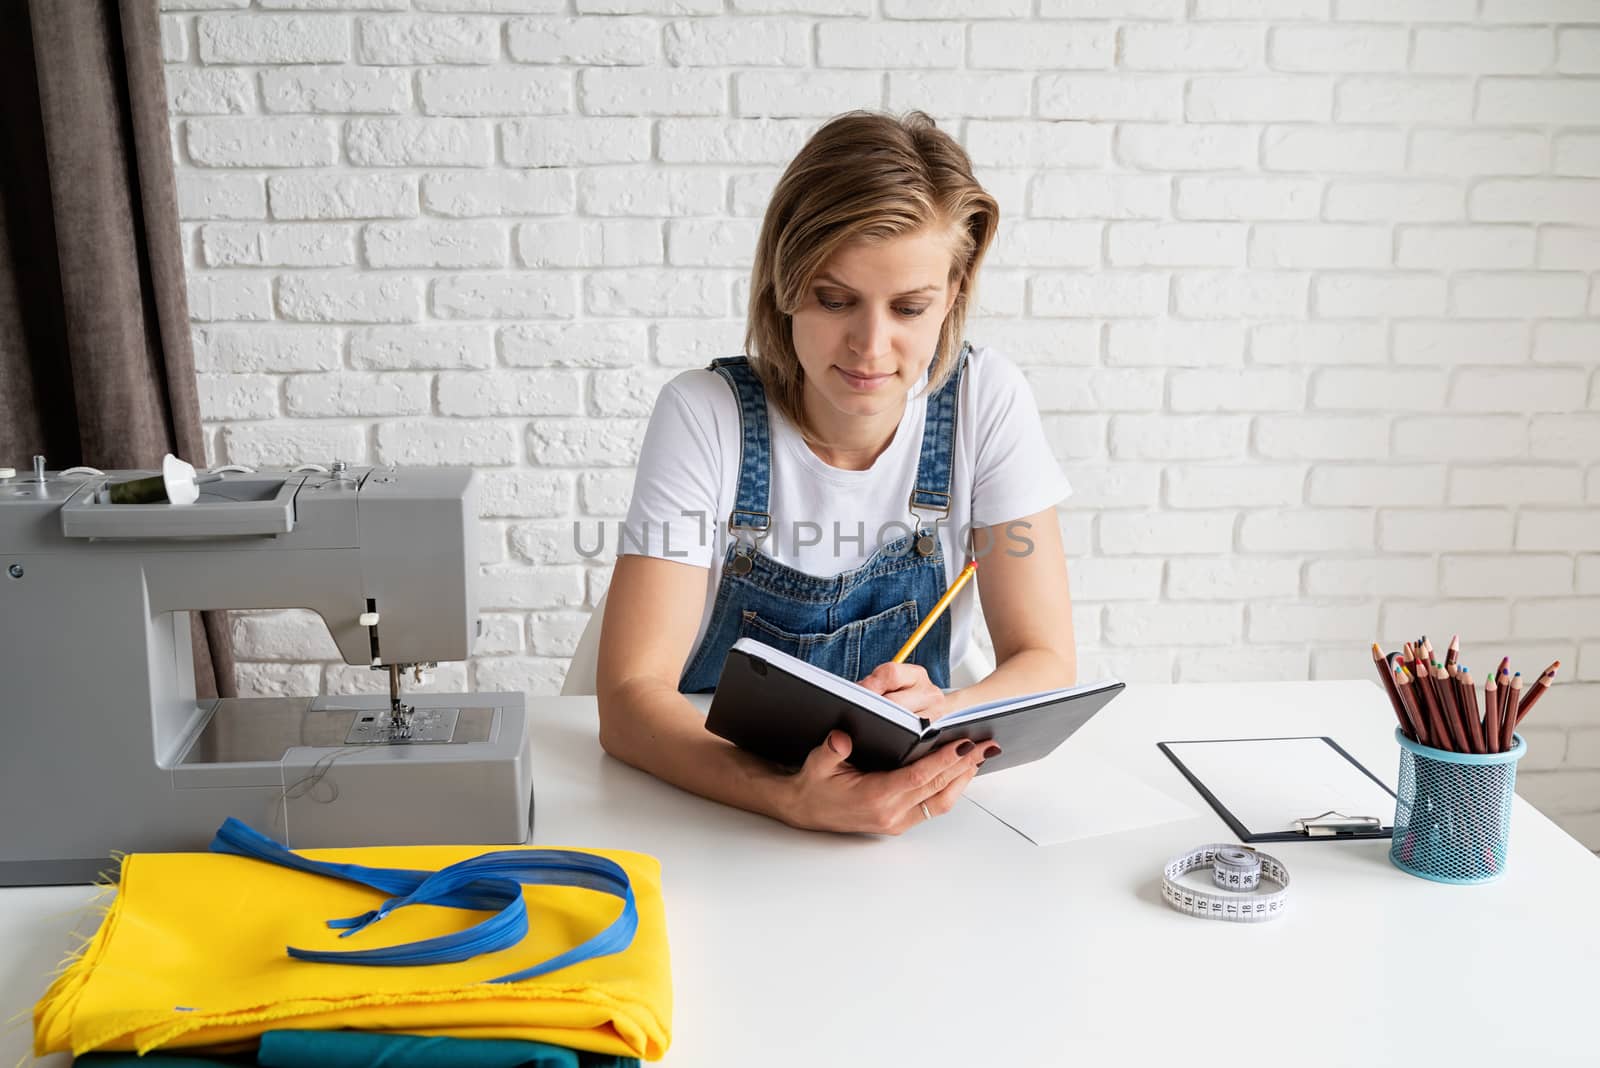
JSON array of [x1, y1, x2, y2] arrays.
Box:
[[560, 592, 609, 696]]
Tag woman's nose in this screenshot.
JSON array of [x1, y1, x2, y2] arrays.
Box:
[[849, 307, 894, 359]]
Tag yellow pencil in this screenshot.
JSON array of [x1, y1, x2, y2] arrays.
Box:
[[891, 559, 978, 664]]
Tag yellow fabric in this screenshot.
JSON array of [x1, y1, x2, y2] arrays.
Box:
[[33, 845, 671, 1061]]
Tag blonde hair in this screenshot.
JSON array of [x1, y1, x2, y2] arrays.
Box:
[[745, 110, 999, 443]]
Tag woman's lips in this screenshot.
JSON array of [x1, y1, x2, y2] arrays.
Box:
[[835, 366, 893, 390]]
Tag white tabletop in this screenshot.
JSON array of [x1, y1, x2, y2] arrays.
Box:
[[4, 680, 1597, 1066]]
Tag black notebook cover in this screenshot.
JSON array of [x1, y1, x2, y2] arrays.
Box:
[[706, 642, 1126, 774]]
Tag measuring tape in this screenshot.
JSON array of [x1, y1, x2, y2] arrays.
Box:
[[1161, 844, 1290, 923]]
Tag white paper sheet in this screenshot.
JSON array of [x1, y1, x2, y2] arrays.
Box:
[[1161, 737, 1396, 837], [964, 750, 1200, 847]]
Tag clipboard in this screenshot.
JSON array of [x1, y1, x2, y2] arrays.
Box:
[[1157, 736, 1397, 843]]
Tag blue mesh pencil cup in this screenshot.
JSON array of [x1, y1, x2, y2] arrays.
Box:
[[1390, 727, 1526, 885]]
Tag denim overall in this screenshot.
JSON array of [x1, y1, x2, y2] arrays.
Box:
[[677, 345, 970, 694]]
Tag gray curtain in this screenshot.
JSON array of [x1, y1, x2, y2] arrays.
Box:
[[0, 0, 235, 699]]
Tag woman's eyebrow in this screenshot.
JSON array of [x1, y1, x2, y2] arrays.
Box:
[[813, 274, 941, 297]]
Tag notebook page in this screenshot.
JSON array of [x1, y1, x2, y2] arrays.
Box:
[[1163, 737, 1396, 836], [729, 638, 925, 733], [939, 678, 1125, 727]]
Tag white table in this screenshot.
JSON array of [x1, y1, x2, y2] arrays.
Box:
[[4, 681, 1597, 1066]]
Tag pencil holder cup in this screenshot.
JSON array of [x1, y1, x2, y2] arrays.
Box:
[[1389, 728, 1525, 885]]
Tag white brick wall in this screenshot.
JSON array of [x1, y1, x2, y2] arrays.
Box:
[[162, 1, 1600, 846]]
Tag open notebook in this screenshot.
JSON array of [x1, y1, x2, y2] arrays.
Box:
[[705, 637, 1125, 774]]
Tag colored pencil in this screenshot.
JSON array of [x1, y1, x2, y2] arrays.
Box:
[[1454, 668, 1484, 753], [1514, 662, 1559, 727], [1464, 669, 1491, 754], [1394, 667, 1427, 747], [1392, 654, 1428, 744], [1408, 659, 1434, 738], [1494, 658, 1512, 748], [1478, 671, 1491, 754], [1427, 661, 1466, 752], [1504, 674, 1523, 748], [1411, 661, 1452, 751], [1373, 644, 1410, 737], [1452, 661, 1484, 754]]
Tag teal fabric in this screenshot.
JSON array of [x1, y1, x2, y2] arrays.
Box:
[[75, 1033, 640, 1068], [258, 1031, 640, 1067]]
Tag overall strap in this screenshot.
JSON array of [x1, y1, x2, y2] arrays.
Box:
[[908, 342, 970, 554], [707, 356, 772, 566]]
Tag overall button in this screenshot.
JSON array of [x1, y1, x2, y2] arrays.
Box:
[[728, 554, 753, 576], [915, 534, 937, 556]]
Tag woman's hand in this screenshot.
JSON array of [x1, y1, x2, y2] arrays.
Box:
[[856, 661, 957, 720], [778, 730, 997, 835]]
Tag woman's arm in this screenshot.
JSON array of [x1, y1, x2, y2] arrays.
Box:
[[596, 553, 990, 833], [951, 505, 1078, 707], [596, 553, 793, 819], [858, 505, 1077, 716]]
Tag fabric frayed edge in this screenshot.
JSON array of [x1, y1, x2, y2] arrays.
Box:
[[28, 867, 123, 1057]]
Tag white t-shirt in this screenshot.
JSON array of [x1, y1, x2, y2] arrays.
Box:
[[620, 344, 1073, 671]]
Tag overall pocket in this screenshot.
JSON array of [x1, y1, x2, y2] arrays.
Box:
[[739, 600, 921, 683]]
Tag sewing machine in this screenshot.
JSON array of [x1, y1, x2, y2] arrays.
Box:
[[0, 459, 531, 886]]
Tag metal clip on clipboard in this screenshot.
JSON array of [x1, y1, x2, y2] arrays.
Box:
[[1292, 810, 1384, 837]]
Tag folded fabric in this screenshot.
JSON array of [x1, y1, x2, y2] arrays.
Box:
[[36, 844, 671, 1061], [73, 1030, 640, 1067]]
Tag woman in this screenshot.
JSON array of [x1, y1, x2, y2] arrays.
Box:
[[596, 111, 1076, 836]]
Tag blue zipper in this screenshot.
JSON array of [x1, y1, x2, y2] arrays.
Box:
[[208, 818, 638, 983]]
